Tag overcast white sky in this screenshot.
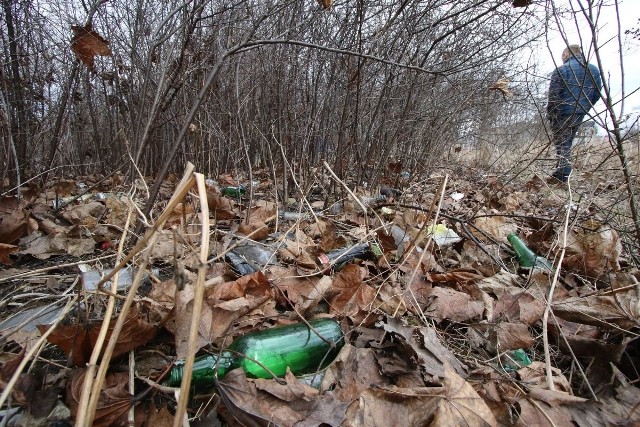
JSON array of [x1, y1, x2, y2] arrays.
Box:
[[541, 0, 640, 121]]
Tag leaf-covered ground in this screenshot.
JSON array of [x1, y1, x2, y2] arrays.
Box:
[[1, 159, 639, 426]]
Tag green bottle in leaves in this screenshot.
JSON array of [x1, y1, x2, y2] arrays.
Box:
[[507, 233, 553, 272], [221, 185, 246, 197], [166, 318, 344, 389]]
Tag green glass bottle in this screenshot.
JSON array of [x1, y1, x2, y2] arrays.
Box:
[[221, 185, 246, 197], [507, 233, 552, 271], [166, 318, 344, 389]]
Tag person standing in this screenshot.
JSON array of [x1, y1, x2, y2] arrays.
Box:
[[546, 44, 602, 183]]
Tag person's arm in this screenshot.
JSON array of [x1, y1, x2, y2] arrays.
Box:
[[547, 68, 562, 117], [587, 64, 602, 106]]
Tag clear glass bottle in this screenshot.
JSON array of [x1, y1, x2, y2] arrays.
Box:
[[166, 318, 344, 389], [507, 233, 552, 271]]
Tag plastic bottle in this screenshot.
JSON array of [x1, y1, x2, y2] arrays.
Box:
[[221, 185, 246, 197], [166, 318, 344, 389], [507, 233, 553, 271], [317, 242, 382, 272]]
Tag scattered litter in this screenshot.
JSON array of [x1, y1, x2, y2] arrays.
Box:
[[427, 223, 462, 246], [80, 265, 157, 292], [0, 304, 65, 333]]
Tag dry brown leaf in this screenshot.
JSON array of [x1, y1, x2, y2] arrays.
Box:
[[492, 291, 545, 325], [0, 196, 31, 244], [488, 78, 512, 97], [60, 201, 106, 227], [498, 193, 525, 212], [318, 220, 347, 252], [37, 217, 67, 235], [245, 200, 277, 223], [470, 322, 534, 353], [19, 230, 96, 259], [4, 369, 60, 421], [0, 243, 18, 265], [383, 317, 467, 378], [217, 369, 347, 427], [424, 287, 485, 323], [66, 369, 145, 427], [552, 293, 638, 329], [218, 173, 239, 186], [206, 188, 238, 220], [328, 264, 377, 325], [425, 268, 485, 286], [104, 196, 132, 229], [253, 369, 318, 401], [0, 349, 26, 391], [322, 344, 388, 402], [277, 229, 318, 270], [432, 364, 497, 427], [517, 361, 572, 392], [472, 214, 518, 242], [407, 274, 434, 307], [548, 317, 626, 362], [37, 307, 156, 367], [71, 25, 112, 72], [352, 385, 441, 426], [317, 0, 332, 9], [173, 271, 272, 356], [563, 221, 622, 278], [143, 405, 174, 427], [512, 397, 573, 427], [237, 220, 270, 241], [268, 266, 333, 314]]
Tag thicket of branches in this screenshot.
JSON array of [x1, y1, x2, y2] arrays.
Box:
[[1, 0, 542, 192], [5, 0, 640, 253]]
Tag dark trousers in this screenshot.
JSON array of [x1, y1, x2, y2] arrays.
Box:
[[549, 114, 585, 182]]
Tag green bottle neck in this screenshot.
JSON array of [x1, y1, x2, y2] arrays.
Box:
[[507, 234, 552, 271], [166, 352, 236, 388]]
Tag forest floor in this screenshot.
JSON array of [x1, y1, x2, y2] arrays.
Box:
[[1, 142, 640, 426]]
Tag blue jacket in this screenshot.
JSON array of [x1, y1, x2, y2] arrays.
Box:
[[547, 57, 602, 118]]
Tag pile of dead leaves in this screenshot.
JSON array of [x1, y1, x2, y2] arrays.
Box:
[[1, 166, 639, 426]]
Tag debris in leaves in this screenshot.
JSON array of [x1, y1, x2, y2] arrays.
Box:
[[1, 167, 639, 426]]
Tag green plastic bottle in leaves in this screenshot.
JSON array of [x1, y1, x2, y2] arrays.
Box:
[[507, 233, 553, 272], [166, 318, 344, 390]]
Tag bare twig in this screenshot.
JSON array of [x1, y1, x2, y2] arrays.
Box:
[[75, 197, 134, 425], [542, 178, 573, 391], [172, 173, 210, 427]]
